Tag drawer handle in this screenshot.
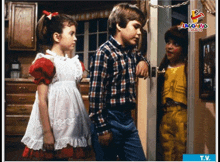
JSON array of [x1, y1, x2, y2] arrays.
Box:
[[19, 119, 27, 122], [19, 87, 26, 90], [19, 98, 26, 100], [20, 108, 27, 111]]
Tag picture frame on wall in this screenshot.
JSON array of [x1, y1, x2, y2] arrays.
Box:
[[199, 34, 215, 100]]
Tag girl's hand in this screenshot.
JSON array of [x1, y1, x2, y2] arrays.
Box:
[[43, 131, 55, 151]]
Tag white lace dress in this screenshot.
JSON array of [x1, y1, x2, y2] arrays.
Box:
[[21, 50, 91, 150]]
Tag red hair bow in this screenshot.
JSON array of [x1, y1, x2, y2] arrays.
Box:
[[43, 10, 59, 20]]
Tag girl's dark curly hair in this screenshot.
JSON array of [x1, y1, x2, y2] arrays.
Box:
[[159, 25, 188, 71]]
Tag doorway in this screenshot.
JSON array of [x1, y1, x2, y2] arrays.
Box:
[[137, 0, 189, 161]]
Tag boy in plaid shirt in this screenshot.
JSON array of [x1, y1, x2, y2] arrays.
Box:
[[89, 3, 149, 161]]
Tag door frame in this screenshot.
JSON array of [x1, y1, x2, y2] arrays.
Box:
[[137, 0, 195, 160]]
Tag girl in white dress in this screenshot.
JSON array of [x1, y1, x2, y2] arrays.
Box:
[[21, 10, 91, 161]]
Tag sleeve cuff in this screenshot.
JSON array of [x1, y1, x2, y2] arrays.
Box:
[[140, 56, 150, 66], [95, 124, 111, 136]]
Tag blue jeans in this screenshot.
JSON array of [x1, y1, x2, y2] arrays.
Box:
[[91, 109, 147, 161]]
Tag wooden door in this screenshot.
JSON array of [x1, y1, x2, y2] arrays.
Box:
[[8, 2, 38, 51]]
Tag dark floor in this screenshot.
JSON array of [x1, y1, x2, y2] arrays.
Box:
[[4, 141, 96, 161], [5, 142, 26, 161]]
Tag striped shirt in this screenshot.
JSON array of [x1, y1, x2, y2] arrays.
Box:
[[89, 36, 148, 135]]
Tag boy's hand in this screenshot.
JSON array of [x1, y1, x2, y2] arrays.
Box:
[[98, 132, 113, 146], [136, 61, 149, 79]]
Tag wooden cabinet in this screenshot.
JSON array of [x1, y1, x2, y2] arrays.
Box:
[[79, 79, 90, 113], [4, 79, 90, 141], [5, 79, 37, 137], [5, 2, 10, 42], [8, 2, 38, 51]]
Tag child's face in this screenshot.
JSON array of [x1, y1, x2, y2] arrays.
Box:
[[120, 20, 142, 47], [165, 39, 183, 64], [59, 24, 77, 51]]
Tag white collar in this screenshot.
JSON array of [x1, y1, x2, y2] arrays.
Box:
[[46, 49, 68, 58]]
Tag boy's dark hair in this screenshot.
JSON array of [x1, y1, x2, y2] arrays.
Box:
[[164, 25, 188, 55], [108, 3, 146, 36], [37, 13, 77, 45]]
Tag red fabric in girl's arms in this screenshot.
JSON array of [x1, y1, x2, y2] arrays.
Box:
[[29, 58, 55, 85]]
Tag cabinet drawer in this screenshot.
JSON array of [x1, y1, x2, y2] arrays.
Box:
[[5, 83, 37, 93], [6, 104, 32, 115], [82, 95, 89, 114], [5, 116, 30, 135], [79, 84, 89, 95], [6, 94, 36, 104]]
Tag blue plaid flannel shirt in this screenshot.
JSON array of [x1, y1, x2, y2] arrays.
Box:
[[89, 36, 149, 135]]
